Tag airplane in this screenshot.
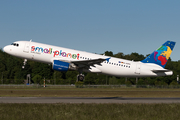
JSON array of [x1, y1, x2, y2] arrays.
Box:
[[3, 40, 176, 81]]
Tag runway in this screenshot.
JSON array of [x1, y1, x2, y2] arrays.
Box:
[[0, 97, 180, 103]]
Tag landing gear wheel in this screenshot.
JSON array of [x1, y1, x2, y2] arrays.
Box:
[[22, 59, 27, 69], [77, 74, 84, 81]]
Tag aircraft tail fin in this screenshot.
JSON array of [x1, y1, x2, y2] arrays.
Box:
[[141, 41, 176, 68]]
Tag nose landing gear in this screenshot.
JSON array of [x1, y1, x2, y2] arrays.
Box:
[[22, 59, 27, 69]]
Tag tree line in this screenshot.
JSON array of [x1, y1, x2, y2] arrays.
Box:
[[0, 49, 180, 85]]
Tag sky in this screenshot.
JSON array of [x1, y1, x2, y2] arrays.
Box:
[[0, 0, 179, 61]]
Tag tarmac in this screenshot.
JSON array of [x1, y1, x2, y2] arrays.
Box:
[[0, 97, 180, 103]]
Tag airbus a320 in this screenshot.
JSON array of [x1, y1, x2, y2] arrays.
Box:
[[3, 40, 176, 81]]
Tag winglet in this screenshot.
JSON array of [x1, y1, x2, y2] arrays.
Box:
[[106, 57, 111, 62], [141, 41, 176, 68]]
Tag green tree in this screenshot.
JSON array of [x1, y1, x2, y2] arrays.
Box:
[[66, 71, 78, 84], [104, 51, 113, 57], [84, 73, 97, 85], [109, 76, 119, 85], [170, 80, 178, 85], [137, 78, 145, 85], [114, 52, 124, 59], [32, 74, 43, 84], [124, 52, 145, 61]]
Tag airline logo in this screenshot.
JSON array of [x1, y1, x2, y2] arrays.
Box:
[[141, 41, 175, 68], [31, 46, 80, 60], [154, 46, 172, 65], [154, 41, 175, 66]]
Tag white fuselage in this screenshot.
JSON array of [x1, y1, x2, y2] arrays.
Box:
[[3, 41, 173, 77]]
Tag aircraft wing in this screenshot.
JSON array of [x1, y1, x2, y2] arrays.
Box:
[[55, 57, 110, 69]]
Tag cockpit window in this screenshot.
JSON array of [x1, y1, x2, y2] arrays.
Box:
[[11, 43, 19, 47]]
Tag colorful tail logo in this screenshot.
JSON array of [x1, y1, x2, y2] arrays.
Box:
[[141, 41, 176, 68]]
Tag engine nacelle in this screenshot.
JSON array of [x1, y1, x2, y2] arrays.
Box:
[[52, 60, 77, 71]]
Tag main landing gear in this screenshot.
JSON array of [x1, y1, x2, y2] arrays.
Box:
[[77, 74, 84, 82]]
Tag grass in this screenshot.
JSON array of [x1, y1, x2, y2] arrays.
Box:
[[0, 87, 180, 97], [0, 87, 180, 119], [0, 103, 180, 120]]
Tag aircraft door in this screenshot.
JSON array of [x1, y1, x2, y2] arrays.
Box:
[[23, 42, 30, 53], [135, 64, 141, 74]]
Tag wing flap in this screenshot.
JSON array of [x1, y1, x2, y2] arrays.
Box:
[[72, 58, 107, 66]]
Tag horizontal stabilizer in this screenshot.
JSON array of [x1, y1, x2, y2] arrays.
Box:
[[151, 69, 172, 73]]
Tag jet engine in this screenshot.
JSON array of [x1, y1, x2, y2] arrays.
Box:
[[52, 60, 77, 71]]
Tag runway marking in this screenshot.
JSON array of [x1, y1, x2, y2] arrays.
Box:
[[0, 97, 180, 103]]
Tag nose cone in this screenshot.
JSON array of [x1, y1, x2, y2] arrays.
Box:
[[3, 45, 11, 54], [3, 46, 8, 53]]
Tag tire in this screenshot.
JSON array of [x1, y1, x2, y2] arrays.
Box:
[[78, 75, 84, 81]]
